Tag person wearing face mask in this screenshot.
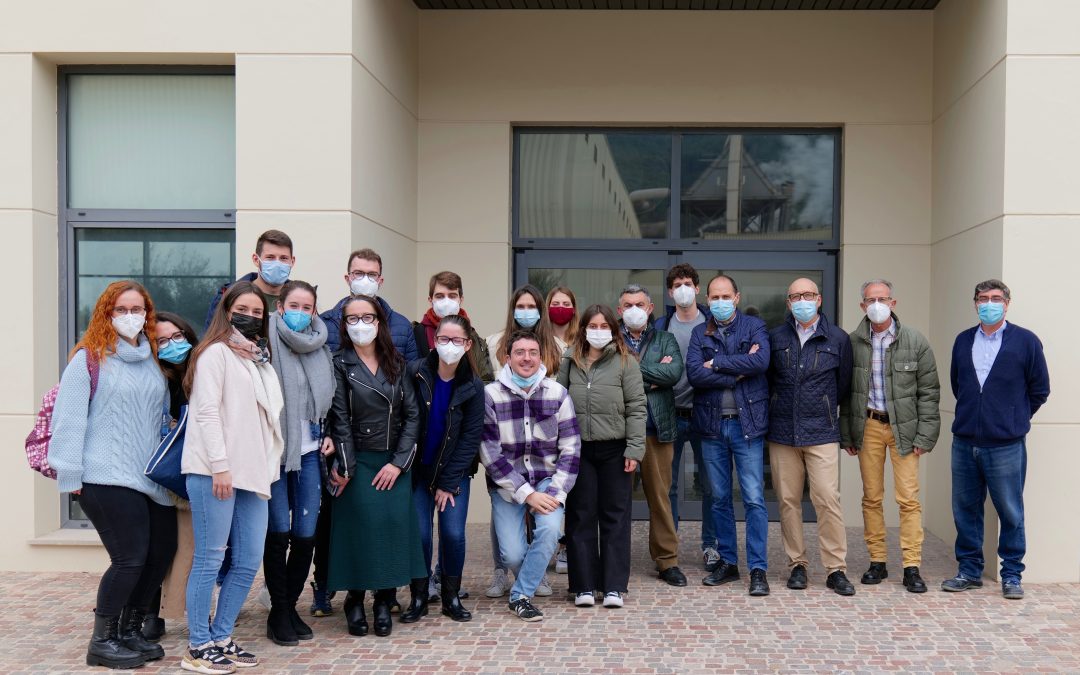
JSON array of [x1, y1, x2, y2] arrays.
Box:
[[263, 281, 335, 646], [557, 305, 647, 609], [766, 277, 854, 597], [838, 279, 940, 594], [402, 315, 486, 624], [324, 296, 423, 639], [546, 286, 579, 355], [205, 230, 296, 330], [181, 281, 285, 673], [685, 275, 771, 596], [413, 271, 494, 384], [50, 281, 175, 669], [941, 279, 1048, 600]]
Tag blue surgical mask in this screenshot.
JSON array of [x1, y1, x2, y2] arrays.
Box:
[[709, 299, 736, 323], [283, 310, 312, 332], [791, 300, 818, 324], [514, 308, 541, 329], [977, 301, 1005, 326], [510, 369, 541, 390], [260, 259, 292, 286], [158, 340, 192, 364]]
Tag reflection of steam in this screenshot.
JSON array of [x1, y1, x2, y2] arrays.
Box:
[[758, 136, 834, 228]]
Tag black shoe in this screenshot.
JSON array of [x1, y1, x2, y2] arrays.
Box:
[[1002, 579, 1024, 600], [508, 597, 543, 622], [140, 612, 165, 642], [118, 607, 165, 661], [659, 566, 688, 587], [748, 569, 770, 597], [827, 571, 856, 596], [86, 612, 146, 669], [343, 590, 368, 637], [702, 562, 740, 587], [441, 575, 473, 622], [903, 566, 928, 593], [941, 574, 983, 592], [400, 578, 429, 624], [861, 562, 888, 585], [786, 565, 808, 590], [264, 532, 299, 646], [285, 535, 316, 640], [372, 590, 393, 637]]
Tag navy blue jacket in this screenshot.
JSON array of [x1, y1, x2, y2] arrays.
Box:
[[767, 313, 853, 447], [408, 351, 486, 494], [204, 272, 259, 329], [685, 311, 770, 440], [654, 302, 710, 332], [950, 323, 1050, 446], [321, 295, 419, 361]]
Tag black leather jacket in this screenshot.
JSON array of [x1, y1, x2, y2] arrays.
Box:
[[328, 348, 420, 478]]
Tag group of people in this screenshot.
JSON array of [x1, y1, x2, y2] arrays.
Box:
[[49, 228, 1050, 673]]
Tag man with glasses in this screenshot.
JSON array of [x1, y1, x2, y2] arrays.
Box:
[[942, 279, 1049, 600], [767, 278, 855, 595], [839, 279, 940, 593]]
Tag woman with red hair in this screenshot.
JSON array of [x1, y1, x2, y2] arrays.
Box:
[[50, 281, 176, 670]]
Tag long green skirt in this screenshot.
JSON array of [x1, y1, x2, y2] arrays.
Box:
[[327, 449, 426, 591]]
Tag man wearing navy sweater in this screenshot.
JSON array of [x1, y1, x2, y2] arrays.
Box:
[[942, 279, 1050, 600]]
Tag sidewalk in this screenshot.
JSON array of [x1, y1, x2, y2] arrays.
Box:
[[2, 522, 1078, 673]]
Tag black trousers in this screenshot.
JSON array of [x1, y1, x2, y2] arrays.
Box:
[[79, 483, 178, 616], [565, 439, 633, 594], [312, 484, 333, 588]]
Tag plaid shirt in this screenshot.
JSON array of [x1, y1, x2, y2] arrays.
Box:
[[868, 321, 897, 412], [480, 364, 581, 505]]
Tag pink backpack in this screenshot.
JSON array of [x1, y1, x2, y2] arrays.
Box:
[[25, 352, 100, 479]]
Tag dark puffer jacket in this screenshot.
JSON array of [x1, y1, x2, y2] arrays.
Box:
[[322, 295, 419, 360], [767, 313, 853, 447]]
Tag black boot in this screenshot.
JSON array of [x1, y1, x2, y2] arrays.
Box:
[[264, 532, 299, 646], [343, 591, 368, 637], [118, 607, 165, 661], [141, 588, 165, 641], [400, 578, 429, 623], [285, 535, 316, 640], [372, 589, 393, 637], [86, 612, 146, 669], [440, 575, 472, 622]]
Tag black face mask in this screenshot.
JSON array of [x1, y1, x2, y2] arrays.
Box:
[[230, 313, 263, 340]]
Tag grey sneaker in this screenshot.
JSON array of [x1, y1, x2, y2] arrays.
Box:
[[703, 547, 722, 573], [535, 574, 554, 597], [941, 574, 983, 592], [428, 574, 440, 602], [555, 547, 568, 574], [485, 568, 511, 598]]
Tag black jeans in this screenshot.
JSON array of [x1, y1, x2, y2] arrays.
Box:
[[565, 440, 633, 594], [79, 483, 178, 616]]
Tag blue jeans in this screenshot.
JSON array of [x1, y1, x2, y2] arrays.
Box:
[[491, 478, 563, 601], [267, 451, 322, 538], [413, 466, 471, 578], [951, 438, 1027, 582], [700, 420, 768, 571], [186, 474, 268, 647], [670, 415, 716, 550]]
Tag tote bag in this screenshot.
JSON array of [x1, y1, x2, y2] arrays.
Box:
[[145, 404, 189, 500]]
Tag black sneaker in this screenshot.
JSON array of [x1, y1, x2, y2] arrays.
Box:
[[748, 569, 770, 597], [786, 564, 808, 590], [508, 597, 543, 622], [702, 562, 740, 587], [659, 566, 688, 587], [181, 643, 235, 674], [941, 574, 983, 592], [903, 566, 928, 593], [861, 562, 888, 585], [1002, 579, 1024, 600], [214, 640, 257, 669], [826, 571, 856, 596]]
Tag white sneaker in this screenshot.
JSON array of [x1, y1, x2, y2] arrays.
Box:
[[485, 568, 511, 598], [574, 592, 595, 607], [256, 583, 271, 611], [555, 548, 568, 574], [602, 591, 624, 608], [535, 574, 554, 597]]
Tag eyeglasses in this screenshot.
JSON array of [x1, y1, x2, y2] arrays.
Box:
[[976, 295, 1007, 304], [112, 306, 146, 317], [435, 336, 468, 347], [156, 332, 186, 349], [863, 297, 893, 304], [349, 271, 379, 281], [787, 292, 819, 302], [344, 313, 377, 325], [511, 348, 541, 358]]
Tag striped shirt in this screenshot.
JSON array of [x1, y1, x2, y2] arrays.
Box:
[[867, 321, 897, 412]]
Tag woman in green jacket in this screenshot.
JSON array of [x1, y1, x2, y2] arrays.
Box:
[[557, 304, 647, 609]]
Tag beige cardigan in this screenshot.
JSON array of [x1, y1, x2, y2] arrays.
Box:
[[182, 342, 285, 499]]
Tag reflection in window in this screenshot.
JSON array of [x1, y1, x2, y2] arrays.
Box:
[[691, 269, 824, 330], [528, 268, 665, 324]]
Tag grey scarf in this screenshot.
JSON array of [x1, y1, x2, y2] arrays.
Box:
[[269, 312, 335, 472]]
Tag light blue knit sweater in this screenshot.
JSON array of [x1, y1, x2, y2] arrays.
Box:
[[50, 336, 171, 505]]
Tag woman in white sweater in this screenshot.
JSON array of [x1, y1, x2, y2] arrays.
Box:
[[181, 281, 284, 674]]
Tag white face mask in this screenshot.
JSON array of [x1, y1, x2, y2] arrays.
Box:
[[436, 341, 466, 366], [347, 322, 377, 346], [350, 276, 379, 297], [432, 297, 461, 319], [112, 314, 146, 339], [672, 285, 696, 308], [622, 306, 649, 331], [586, 329, 613, 350], [866, 301, 892, 324]]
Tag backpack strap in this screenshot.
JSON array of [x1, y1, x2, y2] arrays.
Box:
[[85, 351, 100, 400]]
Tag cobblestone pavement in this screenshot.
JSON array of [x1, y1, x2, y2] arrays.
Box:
[[3, 523, 1079, 674]]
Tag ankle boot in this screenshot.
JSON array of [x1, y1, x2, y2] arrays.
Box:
[[285, 535, 316, 640], [141, 612, 165, 642], [86, 612, 146, 669], [440, 575, 472, 622], [400, 578, 429, 623], [118, 607, 165, 661], [372, 589, 393, 637], [264, 532, 299, 646], [343, 590, 368, 637]]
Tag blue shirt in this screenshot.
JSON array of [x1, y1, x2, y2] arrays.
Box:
[[972, 321, 1007, 388], [422, 376, 454, 465]]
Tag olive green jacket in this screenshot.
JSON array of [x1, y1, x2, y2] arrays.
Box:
[[839, 314, 941, 455], [557, 344, 648, 461]]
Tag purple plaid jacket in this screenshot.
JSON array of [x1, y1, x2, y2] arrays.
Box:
[[480, 364, 581, 505]]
